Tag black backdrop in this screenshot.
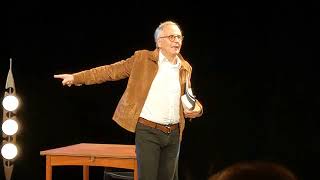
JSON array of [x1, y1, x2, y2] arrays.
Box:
[[2, 1, 319, 180]]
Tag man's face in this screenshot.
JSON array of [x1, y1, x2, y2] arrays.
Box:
[[157, 24, 183, 57]]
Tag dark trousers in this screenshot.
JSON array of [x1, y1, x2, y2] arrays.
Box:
[[135, 122, 180, 180]]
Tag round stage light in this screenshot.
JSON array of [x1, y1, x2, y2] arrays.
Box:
[[1, 143, 18, 160], [2, 119, 18, 136], [2, 95, 19, 111]]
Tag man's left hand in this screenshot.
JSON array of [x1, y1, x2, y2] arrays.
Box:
[[184, 102, 202, 118]]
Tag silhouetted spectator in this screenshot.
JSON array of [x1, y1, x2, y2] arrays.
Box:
[[208, 161, 297, 180]]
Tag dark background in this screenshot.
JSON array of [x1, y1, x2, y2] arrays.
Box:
[[2, 1, 319, 180]]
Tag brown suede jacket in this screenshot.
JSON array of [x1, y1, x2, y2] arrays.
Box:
[[73, 49, 203, 139]]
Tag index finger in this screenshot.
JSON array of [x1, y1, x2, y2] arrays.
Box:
[[53, 74, 64, 79]]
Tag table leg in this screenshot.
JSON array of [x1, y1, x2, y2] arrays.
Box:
[[46, 156, 52, 180], [134, 159, 138, 180], [83, 165, 89, 180]]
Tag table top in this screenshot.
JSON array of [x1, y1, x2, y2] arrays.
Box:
[[40, 143, 136, 159]]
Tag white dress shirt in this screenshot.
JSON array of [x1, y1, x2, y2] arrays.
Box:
[[140, 51, 181, 125]]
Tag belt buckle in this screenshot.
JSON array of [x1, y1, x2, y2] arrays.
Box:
[[165, 125, 171, 133]]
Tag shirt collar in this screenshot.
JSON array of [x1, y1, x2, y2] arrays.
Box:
[[159, 51, 181, 68]]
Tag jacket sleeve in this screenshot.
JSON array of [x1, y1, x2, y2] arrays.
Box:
[[72, 53, 137, 85], [184, 60, 204, 118]]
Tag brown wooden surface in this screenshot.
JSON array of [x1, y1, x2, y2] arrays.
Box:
[[41, 143, 136, 158], [40, 143, 137, 180]]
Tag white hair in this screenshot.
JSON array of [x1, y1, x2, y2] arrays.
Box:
[[154, 21, 181, 45]]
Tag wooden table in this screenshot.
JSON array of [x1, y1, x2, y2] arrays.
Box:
[[40, 143, 137, 180]]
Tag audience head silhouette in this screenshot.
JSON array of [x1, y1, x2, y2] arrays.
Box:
[[209, 161, 297, 180]]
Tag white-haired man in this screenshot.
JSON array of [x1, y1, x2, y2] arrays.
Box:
[[54, 21, 203, 180]]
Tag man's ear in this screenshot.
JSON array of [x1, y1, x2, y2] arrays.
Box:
[[156, 39, 162, 48]]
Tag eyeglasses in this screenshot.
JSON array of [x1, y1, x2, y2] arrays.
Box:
[[159, 35, 184, 42]]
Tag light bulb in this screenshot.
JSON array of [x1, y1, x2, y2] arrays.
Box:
[[2, 95, 19, 111], [1, 143, 18, 160], [2, 119, 18, 135]]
